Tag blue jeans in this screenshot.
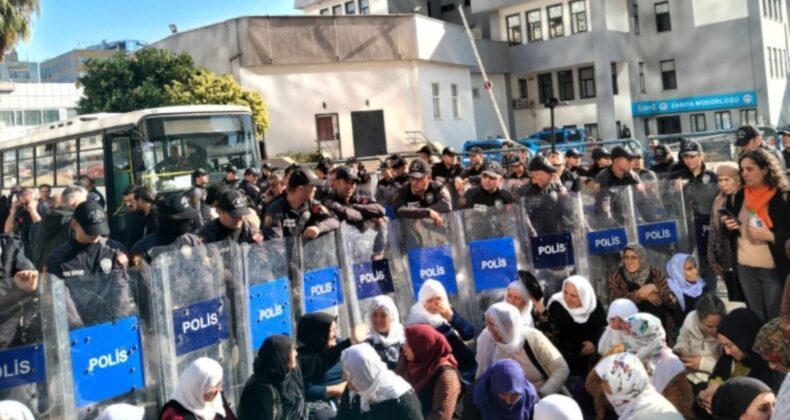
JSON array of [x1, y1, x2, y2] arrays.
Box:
[[737, 264, 783, 321]]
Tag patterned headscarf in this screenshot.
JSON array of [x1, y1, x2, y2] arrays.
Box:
[[594, 352, 651, 419], [621, 243, 651, 286], [753, 316, 790, 367]]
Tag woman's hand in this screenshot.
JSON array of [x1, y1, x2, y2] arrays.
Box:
[[748, 224, 775, 243], [580, 341, 595, 356], [680, 354, 702, 371], [436, 300, 453, 320], [722, 216, 740, 231], [326, 382, 347, 398]]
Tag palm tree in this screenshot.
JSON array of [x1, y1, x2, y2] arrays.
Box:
[[0, 0, 40, 62]]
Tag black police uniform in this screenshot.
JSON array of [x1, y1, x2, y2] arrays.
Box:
[[519, 181, 574, 235], [322, 191, 385, 223], [87, 187, 106, 208], [669, 163, 718, 212], [185, 184, 212, 227], [222, 178, 241, 190], [199, 219, 261, 244], [460, 164, 485, 186], [594, 167, 658, 224], [263, 197, 340, 240], [558, 169, 581, 193], [393, 182, 452, 218], [239, 180, 262, 204], [568, 166, 589, 178], [141, 205, 160, 237], [461, 186, 514, 209], [431, 162, 463, 185]]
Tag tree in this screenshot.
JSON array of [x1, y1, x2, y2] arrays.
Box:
[[0, 0, 40, 62]]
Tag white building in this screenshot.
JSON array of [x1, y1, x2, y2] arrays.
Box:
[[0, 82, 82, 142]]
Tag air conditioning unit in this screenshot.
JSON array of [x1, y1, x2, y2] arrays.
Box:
[[512, 98, 533, 110]]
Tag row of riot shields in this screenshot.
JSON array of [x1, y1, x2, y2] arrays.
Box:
[[0, 180, 714, 418]]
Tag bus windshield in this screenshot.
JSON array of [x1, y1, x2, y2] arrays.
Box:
[[140, 114, 257, 191]]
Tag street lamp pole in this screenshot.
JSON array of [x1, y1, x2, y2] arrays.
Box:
[[545, 97, 560, 153]]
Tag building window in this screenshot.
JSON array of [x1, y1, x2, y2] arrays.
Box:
[[643, 118, 651, 136], [769, 48, 774, 78], [584, 123, 599, 140], [570, 0, 587, 33], [638, 62, 646, 93], [660, 59, 677, 90], [506, 14, 523, 45], [359, 0, 370, 14], [548, 4, 564, 38], [432, 83, 441, 120], [763, 0, 769, 17], [611, 63, 618, 95], [24, 110, 41, 127], [320, 8, 330, 15], [345, 1, 356, 14], [527, 10, 542, 42], [558, 70, 574, 100], [518, 78, 528, 98], [332, 4, 342, 15], [472, 87, 480, 99], [655, 2, 671, 32], [740, 108, 758, 125], [657, 115, 681, 134], [538, 73, 554, 104], [579, 66, 596, 99], [633, 3, 640, 34], [690, 114, 707, 132], [714, 111, 732, 130], [451, 84, 460, 119]]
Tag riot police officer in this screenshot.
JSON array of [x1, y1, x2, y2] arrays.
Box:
[[375, 154, 408, 206], [649, 144, 677, 178], [131, 194, 203, 265], [460, 146, 485, 187], [257, 162, 274, 191], [431, 147, 463, 186], [199, 189, 262, 244], [594, 146, 657, 224], [239, 167, 262, 205], [263, 167, 340, 240], [735, 124, 786, 168], [186, 168, 212, 228], [518, 155, 573, 235], [392, 159, 452, 225], [505, 154, 529, 181], [322, 166, 385, 223], [0, 234, 43, 348], [461, 161, 514, 209], [222, 165, 241, 189], [586, 147, 612, 179], [547, 150, 581, 193], [565, 148, 588, 178]]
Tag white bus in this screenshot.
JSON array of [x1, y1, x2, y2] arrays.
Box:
[[0, 104, 260, 238]]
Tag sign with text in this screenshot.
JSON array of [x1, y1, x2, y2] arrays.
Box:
[[0, 344, 46, 390], [587, 228, 629, 255], [632, 91, 757, 117], [304, 266, 344, 313], [530, 232, 575, 269], [249, 277, 292, 352], [353, 259, 394, 300], [407, 244, 458, 298], [637, 220, 678, 246], [70, 316, 145, 408], [173, 297, 230, 356], [469, 237, 518, 291]]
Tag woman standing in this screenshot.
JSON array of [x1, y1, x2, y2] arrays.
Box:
[[721, 148, 790, 321], [365, 296, 405, 370], [160, 357, 234, 420], [460, 360, 539, 420], [707, 161, 743, 302], [753, 316, 790, 419]]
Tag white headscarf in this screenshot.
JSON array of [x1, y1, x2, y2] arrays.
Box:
[[0, 401, 35, 420], [665, 253, 705, 311], [623, 313, 685, 393], [341, 343, 413, 412], [485, 302, 524, 354], [96, 403, 145, 420], [405, 280, 448, 327], [170, 357, 226, 420], [598, 299, 639, 354], [365, 295, 406, 348], [533, 394, 584, 420], [504, 280, 534, 328], [547, 275, 597, 323]]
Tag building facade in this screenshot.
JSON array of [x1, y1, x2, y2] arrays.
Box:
[[40, 40, 147, 83], [0, 51, 40, 83], [0, 82, 82, 141]]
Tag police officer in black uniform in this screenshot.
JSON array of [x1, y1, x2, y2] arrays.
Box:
[[565, 148, 588, 178], [392, 159, 452, 225], [263, 167, 340, 240], [516, 155, 572, 235], [131, 194, 203, 265], [222, 165, 241, 189], [186, 168, 212, 228], [586, 147, 612, 179], [735, 124, 787, 168], [461, 161, 514, 209], [239, 167, 262, 205], [323, 166, 385, 223], [594, 146, 657, 224], [45, 201, 130, 325], [431, 147, 463, 186], [506, 154, 529, 181], [257, 162, 274, 191], [460, 146, 486, 187], [649, 144, 677, 178], [547, 150, 581, 193], [375, 154, 408, 206], [199, 189, 262, 244]]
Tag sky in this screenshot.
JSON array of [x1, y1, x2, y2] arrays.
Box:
[[14, 0, 301, 62]]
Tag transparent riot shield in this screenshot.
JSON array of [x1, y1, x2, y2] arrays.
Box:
[[456, 204, 526, 329], [581, 185, 638, 302], [147, 244, 240, 406], [522, 190, 586, 300], [41, 269, 155, 419], [680, 179, 719, 290], [633, 181, 689, 271], [337, 221, 407, 329], [0, 275, 62, 418]]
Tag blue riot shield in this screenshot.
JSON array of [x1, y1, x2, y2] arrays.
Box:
[[633, 181, 690, 271], [680, 179, 719, 290]]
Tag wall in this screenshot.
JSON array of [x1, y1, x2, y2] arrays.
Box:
[[415, 62, 478, 148], [759, 0, 789, 125], [605, 0, 629, 32], [0, 83, 82, 141], [471, 73, 511, 139], [692, 0, 748, 26], [301, 0, 388, 15]]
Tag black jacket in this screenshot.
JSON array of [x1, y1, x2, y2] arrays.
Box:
[[263, 197, 340, 240], [393, 182, 452, 219], [461, 186, 514, 209], [33, 206, 74, 269], [199, 219, 262, 245], [337, 389, 424, 420], [322, 191, 385, 223]]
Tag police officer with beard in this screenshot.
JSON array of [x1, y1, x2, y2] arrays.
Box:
[[393, 159, 452, 225], [460, 146, 486, 188], [199, 189, 262, 244], [263, 168, 340, 240], [431, 147, 463, 186], [239, 167, 262, 205], [461, 161, 514, 209], [547, 150, 581, 193], [322, 166, 385, 223], [131, 194, 203, 265]]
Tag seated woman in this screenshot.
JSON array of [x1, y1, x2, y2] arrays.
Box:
[[597, 298, 638, 356], [460, 359, 539, 420], [711, 377, 775, 420], [673, 293, 725, 392], [365, 295, 405, 370], [594, 352, 683, 420], [666, 253, 707, 326], [697, 307, 772, 413], [296, 313, 353, 409], [504, 279, 534, 328], [397, 324, 463, 420], [753, 317, 790, 420], [160, 357, 234, 420], [475, 302, 568, 396], [533, 395, 583, 420], [336, 343, 423, 420], [547, 275, 606, 377], [608, 243, 677, 336], [406, 280, 476, 382]]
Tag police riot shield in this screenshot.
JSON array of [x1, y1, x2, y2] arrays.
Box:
[[41, 269, 155, 419], [633, 181, 690, 272], [521, 190, 586, 300], [147, 244, 240, 406], [294, 231, 352, 338], [337, 221, 406, 329], [580, 185, 638, 302], [456, 203, 526, 329], [236, 238, 293, 380], [0, 275, 63, 418], [680, 179, 719, 290]]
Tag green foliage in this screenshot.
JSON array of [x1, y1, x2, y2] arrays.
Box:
[[0, 0, 40, 62]]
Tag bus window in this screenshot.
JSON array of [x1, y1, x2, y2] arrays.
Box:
[[79, 135, 104, 186], [3, 162, 17, 189], [18, 147, 33, 187], [36, 144, 55, 186], [56, 139, 78, 186]]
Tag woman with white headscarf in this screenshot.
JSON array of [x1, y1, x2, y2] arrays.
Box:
[[160, 357, 233, 420], [594, 352, 682, 420], [336, 343, 423, 419], [365, 295, 406, 370], [547, 275, 606, 376], [406, 280, 476, 382], [97, 403, 145, 420], [503, 280, 534, 328], [533, 395, 583, 420], [0, 400, 35, 420], [596, 298, 638, 355], [475, 302, 569, 396]]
